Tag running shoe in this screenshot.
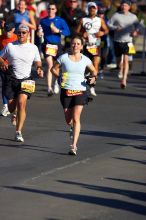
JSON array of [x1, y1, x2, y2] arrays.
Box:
[[120, 80, 126, 89], [118, 72, 123, 79], [15, 131, 24, 142], [1, 105, 10, 117], [98, 70, 104, 80], [48, 89, 54, 96], [11, 114, 17, 126], [68, 146, 77, 156], [54, 81, 60, 94], [90, 87, 97, 96]]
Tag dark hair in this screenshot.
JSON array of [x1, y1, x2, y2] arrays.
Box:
[[70, 34, 84, 45]]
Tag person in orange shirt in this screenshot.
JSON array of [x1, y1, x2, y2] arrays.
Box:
[[0, 22, 17, 117]]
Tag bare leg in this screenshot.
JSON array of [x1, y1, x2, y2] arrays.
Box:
[[46, 56, 54, 93], [122, 54, 129, 85], [71, 105, 84, 149], [16, 93, 27, 132], [8, 99, 17, 113]]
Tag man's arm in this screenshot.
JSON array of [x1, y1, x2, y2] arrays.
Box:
[[95, 18, 109, 38], [0, 57, 8, 71]]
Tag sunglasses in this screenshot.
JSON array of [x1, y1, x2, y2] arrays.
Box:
[[18, 31, 27, 35], [48, 7, 55, 10]]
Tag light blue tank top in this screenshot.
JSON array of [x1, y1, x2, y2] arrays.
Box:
[[14, 10, 30, 31]]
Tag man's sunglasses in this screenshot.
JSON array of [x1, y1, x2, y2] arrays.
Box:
[[17, 31, 28, 35]]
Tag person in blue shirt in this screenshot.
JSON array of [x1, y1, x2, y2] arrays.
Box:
[[38, 2, 70, 96]]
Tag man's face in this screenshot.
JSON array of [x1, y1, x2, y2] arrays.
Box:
[[88, 6, 97, 17], [70, 0, 78, 9], [121, 3, 130, 13], [48, 4, 57, 17], [17, 29, 29, 44]]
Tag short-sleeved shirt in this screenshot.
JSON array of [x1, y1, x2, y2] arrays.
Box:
[[0, 41, 41, 79], [57, 53, 92, 91]]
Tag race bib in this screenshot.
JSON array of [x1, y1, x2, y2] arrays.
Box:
[[128, 43, 136, 54], [61, 72, 69, 88], [21, 80, 35, 93], [86, 45, 99, 55], [66, 90, 83, 96], [46, 44, 58, 57]]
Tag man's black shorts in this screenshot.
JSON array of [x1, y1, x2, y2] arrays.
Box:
[[60, 89, 88, 109], [114, 41, 129, 57], [4, 70, 31, 100]]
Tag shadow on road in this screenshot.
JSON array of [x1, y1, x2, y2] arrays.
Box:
[[3, 185, 146, 216]]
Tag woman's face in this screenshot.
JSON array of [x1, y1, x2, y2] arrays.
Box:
[[18, 1, 27, 12], [71, 38, 83, 53]]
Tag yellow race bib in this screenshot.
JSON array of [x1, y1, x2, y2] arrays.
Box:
[[21, 80, 35, 93], [46, 44, 58, 57], [128, 43, 136, 54], [86, 45, 99, 55]]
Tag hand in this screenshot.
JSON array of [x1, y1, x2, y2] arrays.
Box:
[[83, 32, 88, 39], [89, 76, 97, 85], [86, 75, 97, 86], [0, 63, 8, 71], [21, 19, 28, 26], [131, 30, 139, 37], [37, 67, 44, 78], [50, 23, 60, 34]]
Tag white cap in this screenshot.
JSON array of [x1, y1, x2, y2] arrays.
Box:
[[18, 24, 29, 32], [87, 2, 97, 10]]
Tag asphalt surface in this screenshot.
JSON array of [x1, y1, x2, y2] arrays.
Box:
[[0, 58, 146, 220]]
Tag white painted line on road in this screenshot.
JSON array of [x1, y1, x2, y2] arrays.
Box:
[[22, 158, 91, 186]]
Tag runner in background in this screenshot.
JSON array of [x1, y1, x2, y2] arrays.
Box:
[[38, 2, 70, 96], [7, 0, 36, 43], [76, 1, 108, 96], [108, 0, 140, 89]]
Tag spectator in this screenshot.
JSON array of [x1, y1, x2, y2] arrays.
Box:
[[61, 0, 86, 49]]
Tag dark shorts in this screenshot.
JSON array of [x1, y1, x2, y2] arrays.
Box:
[[42, 43, 63, 59], [114, 41, 129, 57], [60, 89, 88, 109], [83, 45, 101, 60], [4, 70, 32, 100]]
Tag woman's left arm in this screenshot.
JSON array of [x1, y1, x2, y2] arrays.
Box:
[[86, 64, 97, 85]]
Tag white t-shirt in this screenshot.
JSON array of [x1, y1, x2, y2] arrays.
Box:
[[57, 53, 92, 91], [1, 41, 41, 79]]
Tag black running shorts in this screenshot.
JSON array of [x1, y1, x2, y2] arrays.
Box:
[[4, 74, 31, 100], [60, 89, 88, 109], [114, 41, 129, 57]]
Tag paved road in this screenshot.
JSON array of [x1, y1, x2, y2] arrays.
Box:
[[0, 61, 146, 220]]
